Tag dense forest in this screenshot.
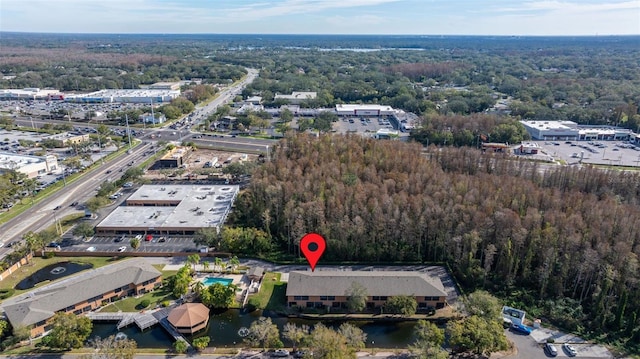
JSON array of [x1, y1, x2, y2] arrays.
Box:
[[1, 34, 638, 133], [233, 133, 640, 353]]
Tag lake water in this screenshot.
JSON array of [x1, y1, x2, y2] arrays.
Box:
[[89, 309, 418, 348], [15, 261, 93, 290]]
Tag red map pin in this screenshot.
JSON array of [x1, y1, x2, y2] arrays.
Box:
[[300, 233, 326, 272]]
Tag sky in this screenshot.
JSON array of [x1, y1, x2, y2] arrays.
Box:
[[0, 0, 638, 36]]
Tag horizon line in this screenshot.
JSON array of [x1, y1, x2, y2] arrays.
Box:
[[1, 31, 638, 38]]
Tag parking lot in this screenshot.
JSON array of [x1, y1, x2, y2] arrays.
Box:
[[504, 326, 613, 358], [58, 234, 199, 254], [523, 140, 640, 167], [333, 116, 399, 135], [2, 100, 153, 121]]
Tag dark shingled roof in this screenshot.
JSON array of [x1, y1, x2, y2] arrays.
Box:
[[2, 259, 161, 328], [285, 271, 447, 298], [247, 266, 264, 278]]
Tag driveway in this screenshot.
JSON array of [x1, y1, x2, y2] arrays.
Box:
[[500, 327, 613, 359]]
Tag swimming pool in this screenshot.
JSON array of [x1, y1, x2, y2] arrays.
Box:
[[202, 277, 233, 287]]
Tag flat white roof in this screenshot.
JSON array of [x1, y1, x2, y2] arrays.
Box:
[[336, 104, 394, 111], [66, 89, 179, 99], [97, 184, 239, 231], [0, 152, 49, 168], [275, 91, 317, 99], [520, 120, 577, 131]]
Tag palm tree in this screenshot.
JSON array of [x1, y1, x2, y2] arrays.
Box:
[[203, 261, 210, 273], [214, 257, 223, 274], [229, 256, 240, 271], [187, 254, 200, 272], [23, 231, 43, 262], [193, 281, 205, 296]]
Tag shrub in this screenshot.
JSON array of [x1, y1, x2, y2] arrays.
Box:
[[162, 300, 171, 307], [547, 338, 555, 343], [139, 299, 151, 308], [43, 251, 55, 259], [0, 289, 15, 300]]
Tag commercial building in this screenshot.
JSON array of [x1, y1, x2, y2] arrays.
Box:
[[43, 132, 90, 147], [0, 259, 162, 337], [0, 152, 58, 178], [520, 120, 633, 141], [65, 89, 180, 104], [158, 146, 190, 168], [286, 271, 447, 311], [274, 91, 317, 105], [95, 184, 239, 235], [375, 128, 399, 139], [335, 104, 396, 117], [520, 121, 579, 140], [148, 81, 181, 91], [0, 88, 63, 101], [140, 114, 167, 124]]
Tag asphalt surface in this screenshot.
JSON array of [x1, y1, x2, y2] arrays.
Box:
[[0, 69, 261, 255]]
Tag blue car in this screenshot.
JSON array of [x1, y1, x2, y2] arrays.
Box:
[[511, 323, 532, 335]]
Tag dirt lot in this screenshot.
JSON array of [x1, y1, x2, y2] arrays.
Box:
[[145, 148, 258, 181]]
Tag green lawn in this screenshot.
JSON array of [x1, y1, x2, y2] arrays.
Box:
[[247, 272, 287, 311], [0, 256, 119, 295], [99, 267, 178, 312], [100, 286, 175, 312]]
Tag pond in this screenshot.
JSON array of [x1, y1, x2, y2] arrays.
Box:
[[15, 261, 94, 290], [89, 309, 419, 349]]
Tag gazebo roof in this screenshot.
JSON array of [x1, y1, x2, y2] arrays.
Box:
[[167, 303, 210, 328]]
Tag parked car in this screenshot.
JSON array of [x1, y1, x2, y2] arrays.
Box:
[[118, 246, 127, 252], [158, 236, 166, 242], [511, 323, 532, 335], [544, 343, 558, 357], [562, 343, 577, 357], [145, 235, 153, 242], [86, 246, 96, 252], [115, 235, 126, 242], [271, 349, 290, 357], [134, 234, 142, 240], [293, 350, 312, 358]]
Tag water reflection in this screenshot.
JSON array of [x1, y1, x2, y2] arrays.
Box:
[[15, 262, 93, 290], [90, 309, 417, 348]]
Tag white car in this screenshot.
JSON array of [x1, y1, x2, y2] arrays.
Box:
[[86, 246, 96, 252], [134, 234, 142, 240], [562, 343, 577, 357], [271, 349, 289, 357], [118, 246, 127, 252]]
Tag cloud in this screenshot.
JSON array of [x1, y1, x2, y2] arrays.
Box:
[[495, 0, 639, 13], [216, 0, 403, 23]]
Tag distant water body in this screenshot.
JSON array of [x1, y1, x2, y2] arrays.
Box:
[[2, 32, 637, 51]]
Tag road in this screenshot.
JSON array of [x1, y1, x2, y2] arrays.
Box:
[[0, 142, 152, 251], [0, 69, 261, 252]]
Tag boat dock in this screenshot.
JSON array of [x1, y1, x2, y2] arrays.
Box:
[[87, 306, 191, 349]]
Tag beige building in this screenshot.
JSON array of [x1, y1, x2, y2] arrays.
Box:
[[0, 152, 58, 178], [44, 132, 90, 147], [286, 271, 447, 311], [0, 259, 162, 337]]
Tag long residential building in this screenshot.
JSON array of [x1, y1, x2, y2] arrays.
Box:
[[0, 259, 162, 337], [286, 271, 448, 311]]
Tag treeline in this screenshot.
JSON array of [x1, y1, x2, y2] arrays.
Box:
[[409, 113, 530, 146], [233, 134, 640, 353]]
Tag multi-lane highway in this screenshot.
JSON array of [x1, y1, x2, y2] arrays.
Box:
[[0, 68, 266, 253]]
